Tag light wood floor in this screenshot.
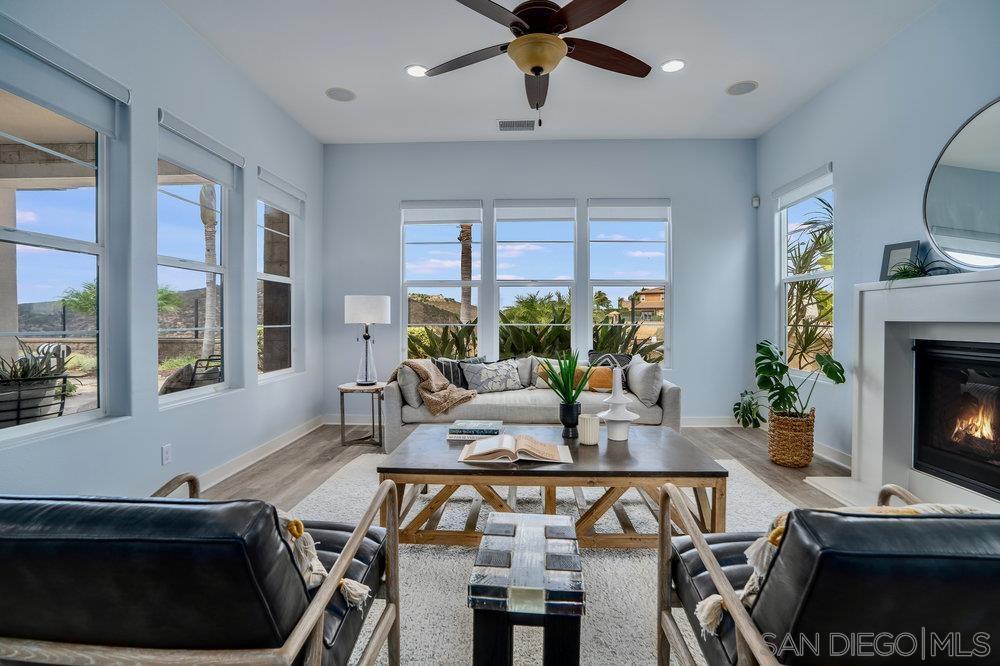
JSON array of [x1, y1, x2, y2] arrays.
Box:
[[205, 424, 848, 510]]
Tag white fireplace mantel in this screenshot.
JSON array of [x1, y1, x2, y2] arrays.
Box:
[[806, 268, 1000, 511]]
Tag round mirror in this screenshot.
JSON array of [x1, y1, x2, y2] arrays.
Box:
[[925, 97, 1000, 269]]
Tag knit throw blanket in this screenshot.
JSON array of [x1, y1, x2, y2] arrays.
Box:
[[390, 359, 476, 416], [694, 502, 984, 636]]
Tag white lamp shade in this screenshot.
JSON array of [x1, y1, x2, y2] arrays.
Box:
[[345, 295, 391, 324]]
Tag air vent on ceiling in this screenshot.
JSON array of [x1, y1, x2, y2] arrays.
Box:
[[498, 119, 536, 132]]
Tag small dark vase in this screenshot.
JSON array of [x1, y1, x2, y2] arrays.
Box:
[[559, 402, 582, 439]]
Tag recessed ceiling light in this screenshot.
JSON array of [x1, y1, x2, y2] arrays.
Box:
[[726, 80, 759, 96], [324, 87, 356, 102], [660, 59, 685, 73], [405, 64, 428, 78]]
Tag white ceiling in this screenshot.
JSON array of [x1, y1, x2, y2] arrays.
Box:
[[164, 0, 938, 144]]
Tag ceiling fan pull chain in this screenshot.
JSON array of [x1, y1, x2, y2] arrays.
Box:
[[538, 107, 543, 127]]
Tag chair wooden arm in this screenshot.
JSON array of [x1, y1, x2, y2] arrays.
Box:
[[876, 483, 922, 507], [0, 480, 401, 666], [657, 483, 778, 666], [150, 473, 201, 498]]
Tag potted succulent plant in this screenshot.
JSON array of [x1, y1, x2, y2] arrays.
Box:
[[733, 340, 846, 467], [539, 351, 594, 439], [0, 340, 72, 428]]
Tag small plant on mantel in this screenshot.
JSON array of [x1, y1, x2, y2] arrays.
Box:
[[888, 247, 957, 281], [733, 340, 846, 467]]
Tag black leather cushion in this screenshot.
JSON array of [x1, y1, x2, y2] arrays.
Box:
[[752, 510, 1000, 664], [671, 531, 763, 666], [0, 495, 310, 650], [302, 520, 387, 666]]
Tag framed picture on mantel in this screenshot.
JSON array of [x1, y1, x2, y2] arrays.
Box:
[[879, 241, 920, 280]]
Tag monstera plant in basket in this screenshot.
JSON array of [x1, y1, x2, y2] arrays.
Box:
[[733, 340, 845, 467]]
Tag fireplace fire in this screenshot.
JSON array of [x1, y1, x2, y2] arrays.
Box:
[[914, 340, 1000, 500]]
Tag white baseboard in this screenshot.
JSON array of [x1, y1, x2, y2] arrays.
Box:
[[201, 416, 324, 490], [681, 416, 738, 427], [812, 441, 852, 468]]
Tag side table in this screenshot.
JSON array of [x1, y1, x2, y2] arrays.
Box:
[[338, 382, 386, 447], [468, 512, 585, 665]]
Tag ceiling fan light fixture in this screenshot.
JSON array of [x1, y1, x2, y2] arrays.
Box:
[[405, 64, 428, 78], [660, 59, 685, 73], [507, 33, 568, 76]]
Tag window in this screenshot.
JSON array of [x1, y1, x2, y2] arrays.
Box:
[[0, 89, 104, 430], [588, 199, 670, 364], [256, 202, 291, 373], [402, 201, 482, 359], [495, 200, 574, 358], [777, 168, 834, 371], [156, 159, 224, 394]]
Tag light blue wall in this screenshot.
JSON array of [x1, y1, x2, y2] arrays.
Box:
[[755, 0, 1000, 455], [324, 139, 758, 421], [0, 1, 326, 494]]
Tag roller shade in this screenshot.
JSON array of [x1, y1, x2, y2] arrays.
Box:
[[257, 166, 305, 219], [494, 198, 575, 221], [0, 13, 129, 137], [158, 109, 244, 189], [588, 198, 670, 221], [773, 163, 833, 210], [401, 200, 483, 224]]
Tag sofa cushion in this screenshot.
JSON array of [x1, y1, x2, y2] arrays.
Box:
[[302, 521, 386, 666], [401, 388, 662, 425], [588, 351, 631, 391], [627, 356, 663, 407], [396, 364, 423, 407], [508, 356, 535, 387], [671, 531, 763, 666], [462, 358, 522, 393]]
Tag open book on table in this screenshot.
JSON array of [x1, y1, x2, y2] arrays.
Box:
[[459, 434, 573, 464]]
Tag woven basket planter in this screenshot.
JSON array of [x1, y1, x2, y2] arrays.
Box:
[[767, 408, 815, 468]]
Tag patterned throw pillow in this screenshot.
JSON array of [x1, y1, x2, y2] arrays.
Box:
[[433, 356, 484, 388], [462, 359, 523, 393], [588, 351, 632, 392]]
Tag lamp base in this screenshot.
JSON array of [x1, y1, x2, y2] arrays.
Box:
[[356, 332, 378, 386]]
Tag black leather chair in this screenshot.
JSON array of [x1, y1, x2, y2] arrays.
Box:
[[658, 484, 1000, 665], [0, 477, 400, 665]]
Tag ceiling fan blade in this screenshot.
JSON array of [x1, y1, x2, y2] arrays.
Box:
[[564, 38, 651, 77], [454, 0, 529, 31], [545, 0, 629, 33], [425, 43, 510, 77], [525, 74, 549, 109]]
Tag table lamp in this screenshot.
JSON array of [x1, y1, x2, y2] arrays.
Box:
[[345, 295, 390, 385]]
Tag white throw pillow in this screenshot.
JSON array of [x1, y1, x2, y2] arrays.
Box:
[[627, 356, 663, 407], [463, 359, 523, 393]]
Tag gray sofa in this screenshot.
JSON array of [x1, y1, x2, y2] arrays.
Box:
[[382, 372, 681, 452]]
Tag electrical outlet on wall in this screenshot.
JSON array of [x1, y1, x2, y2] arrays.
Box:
[[161, 444, 172, 466]]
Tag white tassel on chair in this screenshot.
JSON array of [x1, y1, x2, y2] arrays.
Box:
[[339, 578, 371, 608], [744, 535, 778, 578], [695, 594, 726, 636]]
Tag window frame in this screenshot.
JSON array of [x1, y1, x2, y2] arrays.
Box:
[[0, 102, 109, 439], [255, 198, 295, 379], [155, 158, 230, 404], [400, 201, 483, 360], [587, 199, 672, 368], [775, 170, 835, 377], [494, 200, 576, 358]]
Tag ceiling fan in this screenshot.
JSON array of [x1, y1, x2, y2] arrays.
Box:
[[425, 0, 652, 114]]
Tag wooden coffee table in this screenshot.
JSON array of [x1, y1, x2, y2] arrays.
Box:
[[377, 424, 728, 549]]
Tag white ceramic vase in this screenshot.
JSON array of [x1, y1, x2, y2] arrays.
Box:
[[597, 367, 639, 441]]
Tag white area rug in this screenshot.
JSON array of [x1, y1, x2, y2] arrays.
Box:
[[293, 454, 794, 665]]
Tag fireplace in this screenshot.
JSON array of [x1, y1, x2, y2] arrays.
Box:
[[914, 340, 1000, 500]]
